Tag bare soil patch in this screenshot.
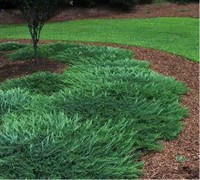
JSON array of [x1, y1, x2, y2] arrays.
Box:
[[0, 3, 198, 24]]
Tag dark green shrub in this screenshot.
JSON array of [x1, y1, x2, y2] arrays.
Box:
[[1, 72, 68, 95], [137, 0, 153, 4], [109, 0, 137, 11], [73, 0, 99, 7], [0, 0, 72, 9], [57, 0, 73, 7], [0, 0, 18, 9], [166, 0, 198, 3]]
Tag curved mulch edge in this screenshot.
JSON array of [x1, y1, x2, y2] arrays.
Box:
[[124, 46, 199, 179], [79, 41, 199, 179], [89, 42, 199, 179], [0, 39, 199, 179]]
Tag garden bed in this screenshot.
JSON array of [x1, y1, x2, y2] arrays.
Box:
[[0, 41, 198, 178], [0, 2, 199, 178]]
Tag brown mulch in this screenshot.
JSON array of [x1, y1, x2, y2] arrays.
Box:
[[0, 3, 198, 24], [0, 39, 199, 179], [0, 54, 67, 82]]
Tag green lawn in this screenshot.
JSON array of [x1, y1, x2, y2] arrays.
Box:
[[0, 17, 198, 62], [0, 42, 188, 178]]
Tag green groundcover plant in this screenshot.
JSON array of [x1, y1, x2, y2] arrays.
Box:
[[0, 42, 27, 51], [0, 42, 188, 178]]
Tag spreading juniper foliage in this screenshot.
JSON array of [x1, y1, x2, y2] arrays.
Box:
[[1, 72, 68, 95], [0, 88, 31, 117], [0, 42, 28, 51], [0, 42, 188, 178]]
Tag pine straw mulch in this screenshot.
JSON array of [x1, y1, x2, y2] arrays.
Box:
[[0, 3, 198, 24], [0, 39, 199, 179]]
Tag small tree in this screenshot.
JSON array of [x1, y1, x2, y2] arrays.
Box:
[[18, 0, 60, 60]]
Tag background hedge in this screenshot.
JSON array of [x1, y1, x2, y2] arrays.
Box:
[[0, 0, 198, 10], [0, 0, 157, 10]]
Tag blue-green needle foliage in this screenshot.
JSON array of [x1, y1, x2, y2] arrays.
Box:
[[1, 72, 68, 95], [0, 42, 188, 178], [0, 42, 28, 51]]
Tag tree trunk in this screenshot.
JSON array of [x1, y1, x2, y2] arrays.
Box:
[[33, 39, 38, 61], [28, 24, 43, 65]]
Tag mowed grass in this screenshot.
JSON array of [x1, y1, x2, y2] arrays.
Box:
[[0, 42, 188, 178], [0, 18, 198, 62]]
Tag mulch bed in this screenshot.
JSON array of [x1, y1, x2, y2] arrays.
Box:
[[79, 42, 199, 178], [0, 54, 67, 82], [126, 45, 199, 179], [0, 3, 198, 24], [0, 2, 199, 178], [0, 39, 198, 179]]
